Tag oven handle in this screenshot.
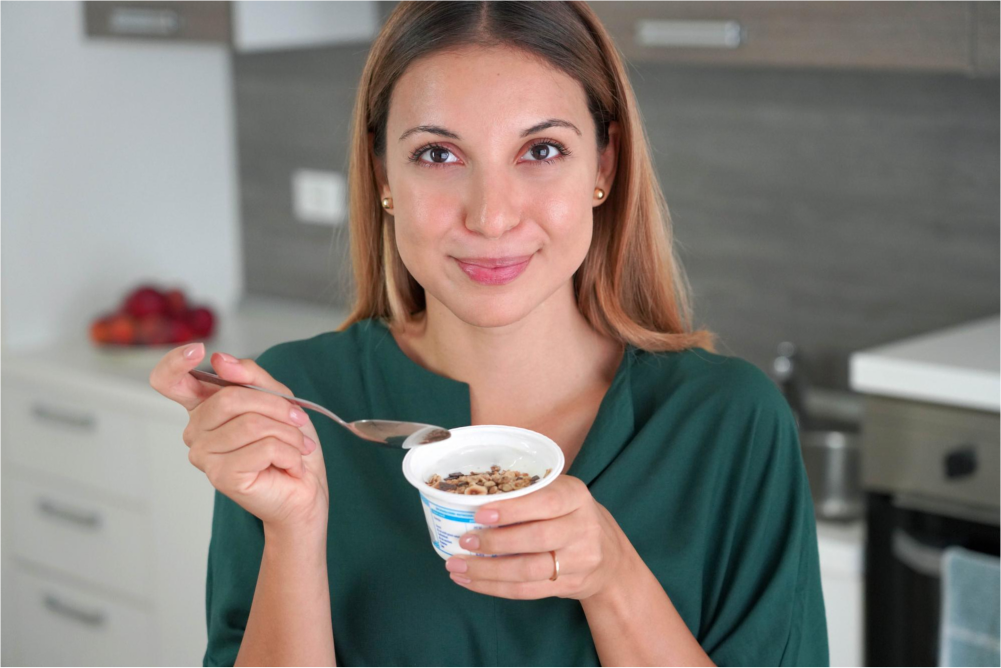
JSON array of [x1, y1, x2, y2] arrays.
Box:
[[891, 528, 943, 578]]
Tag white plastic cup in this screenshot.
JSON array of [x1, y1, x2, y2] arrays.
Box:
[[402, 425, 565, 560]]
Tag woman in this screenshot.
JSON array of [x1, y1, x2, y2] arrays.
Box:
[[151, 2, 828, 665]]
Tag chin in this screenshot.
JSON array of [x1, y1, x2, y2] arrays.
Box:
[[442, 291, 536, 329]]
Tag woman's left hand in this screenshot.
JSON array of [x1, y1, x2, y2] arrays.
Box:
[[445, 475, 628, 600]]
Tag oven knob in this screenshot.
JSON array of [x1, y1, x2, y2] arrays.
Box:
[[944, 446, 977, 479]]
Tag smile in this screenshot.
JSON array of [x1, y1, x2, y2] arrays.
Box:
[[453, 254, 534, 285]]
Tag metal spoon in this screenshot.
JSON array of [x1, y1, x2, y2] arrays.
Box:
[[188, 369, 452, 449]]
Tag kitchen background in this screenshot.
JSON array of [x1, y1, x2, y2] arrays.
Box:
[[2, 1, 998, 667]]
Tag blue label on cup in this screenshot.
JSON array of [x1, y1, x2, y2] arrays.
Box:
[[420, 493, 495, 558]]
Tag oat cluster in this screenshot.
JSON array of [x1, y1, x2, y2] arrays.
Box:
[[426, 465, 553, 495]]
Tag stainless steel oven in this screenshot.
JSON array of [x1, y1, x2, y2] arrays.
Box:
[[861, 396, 999, 666]]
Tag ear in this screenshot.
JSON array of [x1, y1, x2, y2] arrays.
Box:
[[594, 121, 620, 206], [369, 131, 390, 199]]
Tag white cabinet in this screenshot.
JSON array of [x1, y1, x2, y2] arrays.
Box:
[[83, 1, 380, 52], [6, 567, 156, 667], [816, 520, 865, 667], [1, 296, 346, 666]]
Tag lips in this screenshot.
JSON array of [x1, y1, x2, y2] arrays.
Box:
[[453, 254, 534, 286], [454, 255, 534, 269]]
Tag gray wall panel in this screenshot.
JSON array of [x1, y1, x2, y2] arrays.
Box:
[[234, 42, 998, 389]]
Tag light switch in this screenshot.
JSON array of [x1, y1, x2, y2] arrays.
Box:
[[292, 169, 346, 226]]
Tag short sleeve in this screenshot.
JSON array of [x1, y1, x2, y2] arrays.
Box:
[[202, 346, 288, 666], [700, 374, 830, 667]]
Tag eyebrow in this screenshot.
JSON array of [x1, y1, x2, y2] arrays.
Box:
[[398, 118, 582, 142]]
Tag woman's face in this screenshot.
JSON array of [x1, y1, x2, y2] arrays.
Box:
[[377, 46, 618, 329]]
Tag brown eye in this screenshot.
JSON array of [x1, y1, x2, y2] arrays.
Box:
[[521, 140, 570, 165], [429, 147, 450, 163], [530, 145, 553, 160]]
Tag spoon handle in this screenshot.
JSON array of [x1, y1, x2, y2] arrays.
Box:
[[188, 369, 349, 427]]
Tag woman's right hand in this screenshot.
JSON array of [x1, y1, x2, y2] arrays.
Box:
[[149, 343, 329, 538]]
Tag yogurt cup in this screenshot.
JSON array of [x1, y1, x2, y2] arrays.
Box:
[[402, 425, 564, 560]]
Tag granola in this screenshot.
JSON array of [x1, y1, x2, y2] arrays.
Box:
[[426, 465, 553, 495]]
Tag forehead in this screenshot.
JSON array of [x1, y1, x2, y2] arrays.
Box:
[[387, 46, 589, 138]]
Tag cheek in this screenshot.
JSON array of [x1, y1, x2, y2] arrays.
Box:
[[393, 190, 457, 272], [534, 193, 593, 258]]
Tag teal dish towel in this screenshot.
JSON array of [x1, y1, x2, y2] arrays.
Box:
[[939, 546, 1000, 667]]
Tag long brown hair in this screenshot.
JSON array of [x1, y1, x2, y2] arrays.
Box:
[[339, 1, 714, 353]]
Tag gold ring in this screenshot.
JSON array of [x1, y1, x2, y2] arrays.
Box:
[[549, 550, 560, 581]]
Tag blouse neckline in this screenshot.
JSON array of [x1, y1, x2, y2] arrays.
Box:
[[367, 317, 637, 484]]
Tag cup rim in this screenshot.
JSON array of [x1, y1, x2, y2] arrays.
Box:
[[402, 424, 564, 506]]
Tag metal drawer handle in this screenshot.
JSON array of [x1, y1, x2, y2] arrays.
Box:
[[30, 403, 97, 431], [108, 7, 182, 36], [635, 19, 744, 49], [891, 528, 943, 578], [43, 594, 106, 628], [38, 499, 102, 530]]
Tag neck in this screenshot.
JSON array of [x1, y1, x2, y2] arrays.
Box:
[[393, 283, 624, 424]]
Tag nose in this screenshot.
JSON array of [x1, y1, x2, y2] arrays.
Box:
[[464, 169, 520, 239]]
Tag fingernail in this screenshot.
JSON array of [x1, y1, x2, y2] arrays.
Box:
[[460, 534, 480, 550], [217, 352, 238, 364], [445, 557, 468, 573], [183, 343, 203, 359], [475, 509, 499, 524], [451, 575, 472, 585], [290, 408, 307, 425], [304, 436, 317, 452]]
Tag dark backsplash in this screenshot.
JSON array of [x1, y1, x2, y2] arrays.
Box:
[[235, 43, 999, 390]]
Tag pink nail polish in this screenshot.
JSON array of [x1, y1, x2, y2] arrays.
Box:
[[452, 575, 472, 585], [476, 509, 499, 524], [217, 352, 238, 364], [304, 436, 317, 452], [460, 534, 480, 550], [290, 408, 306, 425], [183, 343, 203, 359], [446, 558, 468, 573]]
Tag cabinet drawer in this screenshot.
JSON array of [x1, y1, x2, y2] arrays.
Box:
[[861, 395, 1000, 515], [8, 477, 152, 600], [591, 1, 972, 74], [2, 382, 150, 500], [6, 566, 154, 666]]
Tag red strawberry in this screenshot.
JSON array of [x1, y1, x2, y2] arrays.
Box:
[[164, 289, 188, 318], [185, 307, 215, 338], [136, 314, 174, 346], [167, 319, 195, 344], [123, 286, 169, 319]]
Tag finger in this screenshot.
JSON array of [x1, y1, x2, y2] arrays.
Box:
[[472, 475, 587, 526], [192, 385, 311, 437], [224, 437, 305, 480], [205, 411, 314, 456], [462, 511, 578, 555], [448, 575, 559, 601], [209, 352, 298, 399], [447, 552, 562, 583], [149, 342, 218, 411]]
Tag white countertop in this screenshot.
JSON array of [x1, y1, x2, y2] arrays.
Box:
[[1, 295, 349, 420], [849, 315, 1000, 412]]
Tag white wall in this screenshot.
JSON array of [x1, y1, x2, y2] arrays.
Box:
[[1, 1, 241, 352]]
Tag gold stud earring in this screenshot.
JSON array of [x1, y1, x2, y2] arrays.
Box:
[[381, 197, 393, 210], [594, 188, 605, 200]]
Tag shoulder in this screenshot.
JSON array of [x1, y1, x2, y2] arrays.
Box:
[[254, 317, 386, 387], [631, 346, 790, 424]]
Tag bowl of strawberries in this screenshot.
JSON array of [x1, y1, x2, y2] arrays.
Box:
[[89, 284, 216, 347]]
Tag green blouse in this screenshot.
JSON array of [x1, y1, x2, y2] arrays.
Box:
[[203, 318, 829, 667]]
